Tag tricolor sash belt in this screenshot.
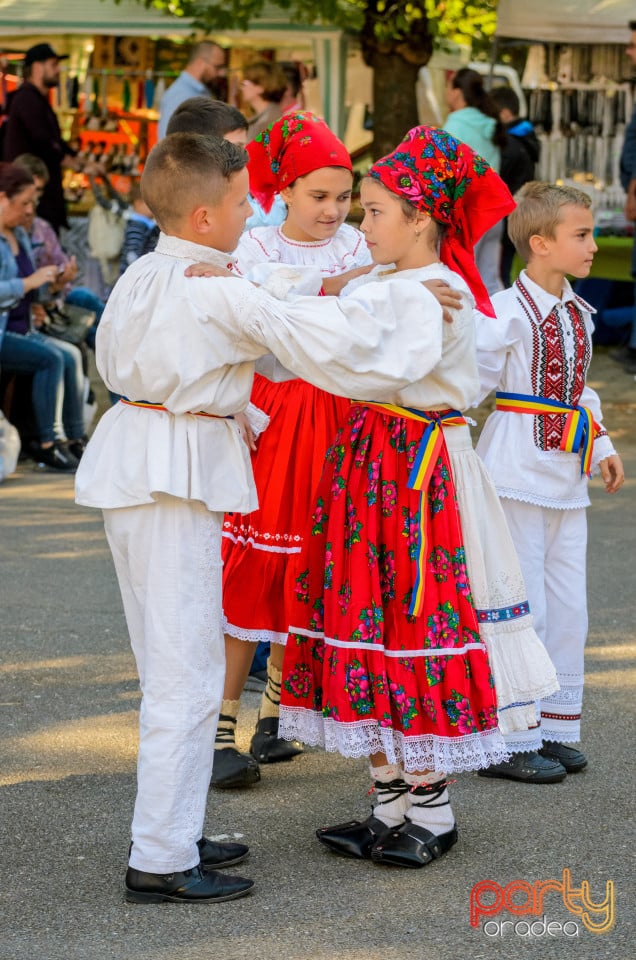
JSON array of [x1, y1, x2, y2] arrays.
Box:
[[120, 398, 233, 420], [363, 401, 466, 617], [495, 391, 600, 477]]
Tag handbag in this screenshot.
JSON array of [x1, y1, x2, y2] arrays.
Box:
[[43, 302, 96, 345]]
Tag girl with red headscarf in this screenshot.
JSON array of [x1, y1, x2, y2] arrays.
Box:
[[212, 112, 374, 789], [278, 126, 559, 868]]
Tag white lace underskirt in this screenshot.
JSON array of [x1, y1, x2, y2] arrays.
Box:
[[279, 707, 510, 774]]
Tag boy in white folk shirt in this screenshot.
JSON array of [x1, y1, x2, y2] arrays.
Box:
[[75, 132, 447, 903], [475, 182, 624, 784]]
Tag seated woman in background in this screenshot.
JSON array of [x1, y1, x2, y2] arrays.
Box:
[[0, 162, 85, 472], [15, 153, 105, 351]]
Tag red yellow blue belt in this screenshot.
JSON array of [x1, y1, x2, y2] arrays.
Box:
[[120, 398, 232, 419], [495, 391, 599, 477], [364, 402, 466, 617]]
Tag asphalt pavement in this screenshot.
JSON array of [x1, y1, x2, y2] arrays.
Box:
[[0, 349, 634, 960]]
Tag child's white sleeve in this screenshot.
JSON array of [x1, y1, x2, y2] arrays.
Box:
[[247, 277, 444, 400], [473, 300, 516, 405], [579, 384, 617, 473]]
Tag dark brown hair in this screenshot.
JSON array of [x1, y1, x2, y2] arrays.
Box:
[[141, 133, 247, 229], [450, 68, 507, 149], [14, 153, 50, 184], [167, 97, 248, 138], [0, 161, 35, 197]]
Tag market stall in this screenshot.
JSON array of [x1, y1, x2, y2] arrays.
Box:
[[497, 0, 635, 287]]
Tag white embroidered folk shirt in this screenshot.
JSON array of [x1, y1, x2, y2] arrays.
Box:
[[475, 270, 615, 509]]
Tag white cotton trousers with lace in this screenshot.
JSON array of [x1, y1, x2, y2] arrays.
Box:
[[104, 495, 225, 874], [500, 499, 588, 744]]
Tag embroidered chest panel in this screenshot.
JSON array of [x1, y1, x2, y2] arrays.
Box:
[[516, 279, 591, 451]]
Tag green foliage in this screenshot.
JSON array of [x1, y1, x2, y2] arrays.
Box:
[[120, 0, 498, 51]]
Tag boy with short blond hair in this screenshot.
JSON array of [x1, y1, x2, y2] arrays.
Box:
[[75, 131, 446, 903], [475, 181, 624, 784]]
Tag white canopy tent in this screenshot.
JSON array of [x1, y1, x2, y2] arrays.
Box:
[[496, 0, 634, 44]]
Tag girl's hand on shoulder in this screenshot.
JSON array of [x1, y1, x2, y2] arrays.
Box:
[[322, 264, 374, 297], [184, 262, 235, 279], [422, 280, 463, 324], [599, 454, 624, 494]]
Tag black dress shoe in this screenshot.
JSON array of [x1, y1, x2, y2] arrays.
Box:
[[250, 716, 304, 764], [370, 821, 458, 868], [316, 814, 393, 860], [539, 740, 587, 772], [125, 864, 254, 904], [129, 836, 249, 869], [197, 836, 249, 868], [210, 747, 260, 789], [478, 750, 567, 784]]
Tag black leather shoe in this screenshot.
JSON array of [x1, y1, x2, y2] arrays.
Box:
[[210, 747, 260, 789], [316, 814, 393, 860], [250, 716, 304, 764], [125, 864, 254, 904], [478, 750, 567, 783], [129, 836, 249, 869], [370, 821, 458, 868], [539, 740, 587, 772], [197, 836, 249, 869]]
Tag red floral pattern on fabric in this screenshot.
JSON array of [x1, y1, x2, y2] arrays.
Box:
[[281, 405, 498, 750]]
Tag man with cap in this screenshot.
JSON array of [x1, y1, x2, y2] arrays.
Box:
[[3, 43, 78, 233]]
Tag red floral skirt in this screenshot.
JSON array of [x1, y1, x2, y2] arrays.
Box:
[[279, 404, 507, 773], [222, 373, 350, 643]]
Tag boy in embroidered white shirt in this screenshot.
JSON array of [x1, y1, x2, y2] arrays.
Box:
[[475, 181, 624, 783], [75, 132, 447, 903]]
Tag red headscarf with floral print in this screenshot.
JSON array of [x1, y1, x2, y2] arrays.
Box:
[[369, 125, 515, 316], [247, 111, 352, 213]]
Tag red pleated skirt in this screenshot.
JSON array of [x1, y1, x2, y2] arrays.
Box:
[[222, 373, 350, 643]]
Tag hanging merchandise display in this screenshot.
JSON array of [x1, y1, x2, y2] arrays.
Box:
[[523, 40, 634, 229]]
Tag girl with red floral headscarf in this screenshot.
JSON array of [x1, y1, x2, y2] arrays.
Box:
[[212, 113, 375, 789], [278, 126, 559, 868]]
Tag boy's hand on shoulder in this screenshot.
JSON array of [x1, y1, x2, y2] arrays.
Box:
[[422, 280, 462, 324], [234, 411, 256, 451], [184, 262, 235, 279], [599, 454, 624, 494]]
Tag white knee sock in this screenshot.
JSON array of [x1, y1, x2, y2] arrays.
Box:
[[402, 770, 455, 835], [369, 763, 409, 827]]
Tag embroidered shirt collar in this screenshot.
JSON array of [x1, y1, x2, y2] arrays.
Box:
[[155, 232, 237, 268], [518, 269, 595, 320]]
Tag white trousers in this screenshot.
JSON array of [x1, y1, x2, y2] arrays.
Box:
[[103, 495, 225, 873], [500, 499, 588, 744]]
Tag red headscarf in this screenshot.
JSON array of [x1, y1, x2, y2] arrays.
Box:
[[247, 111, 352, 213], [369, 125, 515, 316]]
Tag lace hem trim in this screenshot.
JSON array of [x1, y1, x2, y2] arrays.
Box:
[[496, 487, 590, 510], [479, 620, 560, 712], [223, 619, 287, 646], [278, 709, 510, 774]]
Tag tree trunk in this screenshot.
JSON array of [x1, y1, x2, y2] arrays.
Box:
[[369, 53, 422, 158]]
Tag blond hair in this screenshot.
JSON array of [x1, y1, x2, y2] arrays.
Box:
[[141, 133, 247, 230], [508, 181, 592, 264]]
